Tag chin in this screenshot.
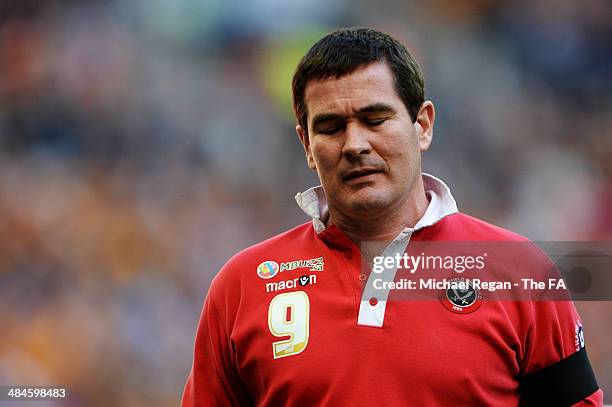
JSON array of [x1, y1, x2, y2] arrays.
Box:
[[346, 192, 391, 214]]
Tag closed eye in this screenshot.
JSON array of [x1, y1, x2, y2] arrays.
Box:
[[316, 123, 345, 135], [364, 118, 387, 126]]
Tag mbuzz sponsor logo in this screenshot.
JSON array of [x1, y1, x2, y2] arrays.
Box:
[[266, 274, 317, 293], [280, 257, 324, 273], [257, 261, 280, 279]]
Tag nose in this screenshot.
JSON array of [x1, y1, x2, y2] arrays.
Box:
[[342, 122, 372, 160]]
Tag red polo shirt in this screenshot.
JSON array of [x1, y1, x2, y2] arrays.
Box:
[[182, 174, 603, 406]]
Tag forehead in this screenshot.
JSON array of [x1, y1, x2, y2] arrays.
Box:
[[303, 62, 403, 120]]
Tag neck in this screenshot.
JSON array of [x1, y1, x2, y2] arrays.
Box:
[[328, 181, 430, 246]]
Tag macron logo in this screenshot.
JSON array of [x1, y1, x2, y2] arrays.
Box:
[[266, 274, 317, 292]]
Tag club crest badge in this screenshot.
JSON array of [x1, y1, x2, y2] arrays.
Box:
[[440, 278, 482, 314]]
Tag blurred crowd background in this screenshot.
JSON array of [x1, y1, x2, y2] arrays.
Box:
[[0, 0, 610, 405]]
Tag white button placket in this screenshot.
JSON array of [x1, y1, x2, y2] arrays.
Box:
[[357, 228, 414, 327]]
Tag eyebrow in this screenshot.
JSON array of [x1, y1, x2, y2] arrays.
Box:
[[358, 103, 397, 115], [311, 113, 344, 129], [310, 103, 397, 129]]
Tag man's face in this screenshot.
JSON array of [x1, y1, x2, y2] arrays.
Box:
[[296, 62, 434, 219]]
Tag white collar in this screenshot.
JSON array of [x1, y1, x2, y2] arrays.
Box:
[[294, 173, 458, 234]]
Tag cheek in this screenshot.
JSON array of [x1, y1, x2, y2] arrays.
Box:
[[380, 135, 419, 175], [380, 134, 411, 158], [312, 143, 340, 173]]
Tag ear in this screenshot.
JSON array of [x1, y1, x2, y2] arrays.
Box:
[[415, 101, 435, 152], [296, 125, 317, 171]]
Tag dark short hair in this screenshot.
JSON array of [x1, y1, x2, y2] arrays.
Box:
[[292, 27, 425, 132]]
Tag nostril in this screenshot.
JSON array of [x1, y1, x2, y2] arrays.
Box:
[[342, 142, 372, 157]]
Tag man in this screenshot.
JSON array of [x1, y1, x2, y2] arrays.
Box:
[[182, 28, 603, 406]]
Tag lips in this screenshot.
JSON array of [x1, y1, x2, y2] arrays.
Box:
[[342, 167, 383, 181]]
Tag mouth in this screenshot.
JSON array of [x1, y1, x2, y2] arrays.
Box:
[[342, 168, 384, 183]]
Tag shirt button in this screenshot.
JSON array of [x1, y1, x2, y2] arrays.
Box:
[[369, 297, 378, 306], [359, 274, 367, 282], [344, 251, 353, 259]]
